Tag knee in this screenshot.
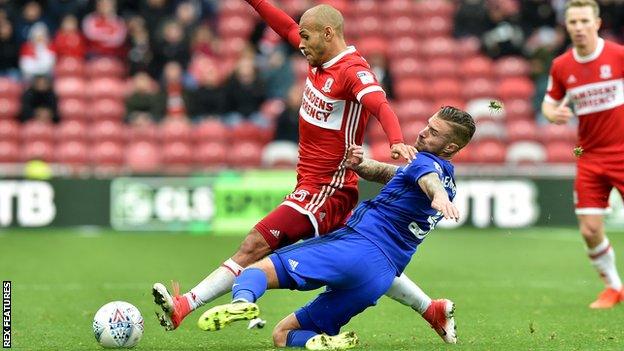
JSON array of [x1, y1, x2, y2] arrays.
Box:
[[272, 325, 288, 347], [234, 229, 272, 266], [580, 221, 601, 239]]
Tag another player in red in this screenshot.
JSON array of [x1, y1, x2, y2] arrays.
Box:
[[153, 1, 456, 343], [542, 0, 624, 308]]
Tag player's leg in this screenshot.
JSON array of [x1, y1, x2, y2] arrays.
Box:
[[385, 274, 456, 343], [575, 159, 623, 308], [153, 204, 313, 330]]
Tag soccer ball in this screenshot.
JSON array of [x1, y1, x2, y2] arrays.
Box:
[[93, 301, 144, 348]]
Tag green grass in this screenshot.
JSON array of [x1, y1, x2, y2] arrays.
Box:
[[1, 227, 624, 350]]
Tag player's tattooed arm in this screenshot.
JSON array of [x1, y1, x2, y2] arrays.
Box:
[[418, 172, 459, 221], [344, 145, 398, 184]]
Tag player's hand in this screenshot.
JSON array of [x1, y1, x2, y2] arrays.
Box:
[[431, 197, 459, 222], [390, 143, 417, 162], [551, 96, 574, 125], [344, 144, 364, 169]]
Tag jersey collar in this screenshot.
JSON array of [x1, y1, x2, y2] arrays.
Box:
[[322, 46, 356, 69], [573, 37, 604, 63]]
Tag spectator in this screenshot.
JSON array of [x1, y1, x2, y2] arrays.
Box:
[[367, 52, 394, 100], [139, 0, 170, 37], [53, 15, 86, 59], [481, 0, 525, 58], [21, 75, 58, 123], [224, 57, 266, 122], [187, 57, 226, 118], [0, 18, 19, 77], [126, 111, 158, 126], [273, 84, 301, 143], [175, 1, 199, 38], [19, 23, 55, 80], [190, 24, 216, 58], [82, 0, 127, 58], [153, 20, 190, 72], [126, 71, 163, 118], [158, 61, 192, 118], [453, 0, 490, 38], [127, 16, 154, 75], [47, 0, 90, 26], [257, 46, 294, 99], [14, 1, 51, 45]]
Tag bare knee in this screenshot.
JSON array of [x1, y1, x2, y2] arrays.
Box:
[[578, 215, 605, 247], [232, 229, 273, 267], [272, 313, 300, 347], [272, 327, 288, 347]]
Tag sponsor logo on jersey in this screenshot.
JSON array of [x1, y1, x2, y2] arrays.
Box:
[[270, 229, 280, 238], [356, 71, 375, 85], [567, 74, 577, 84], [300, 79, 346, 130], [568, 78, 624, 115], [322, 78, 334, 93], [288, 259, 299, 271], [600, 65, 612, 79]]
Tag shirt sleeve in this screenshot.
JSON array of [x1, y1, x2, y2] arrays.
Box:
[[402, 154, 439, 185], [343, 65, 385, 102], [245, 0, 301, 48], [544, 61, 565, 104]]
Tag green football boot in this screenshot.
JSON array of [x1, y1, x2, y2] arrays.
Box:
[[197, 302, 260, 331], [305, 331, 359, 350]]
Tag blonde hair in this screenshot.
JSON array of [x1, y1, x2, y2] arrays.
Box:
[[565, 0, 600, 17]]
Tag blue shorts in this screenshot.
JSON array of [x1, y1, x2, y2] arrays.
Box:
[[269, 227, 396, 336]]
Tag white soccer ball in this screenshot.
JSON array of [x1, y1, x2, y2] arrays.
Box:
[[93, 301, 144, 348]]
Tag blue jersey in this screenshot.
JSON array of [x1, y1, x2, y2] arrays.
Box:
[[346, 152, 456, 273]]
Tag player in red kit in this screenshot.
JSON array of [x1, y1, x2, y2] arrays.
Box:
[[153, 1, 456, 343], [542, 0, 624, 309]]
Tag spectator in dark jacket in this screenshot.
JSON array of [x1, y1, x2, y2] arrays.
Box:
[[21, 75, 58, 123]]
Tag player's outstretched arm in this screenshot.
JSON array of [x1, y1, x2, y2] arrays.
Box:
[[541, 96, 573, 125], [242, 0, 301, 48], [345, 145, 398, 184], [418, 172, 459, 222]]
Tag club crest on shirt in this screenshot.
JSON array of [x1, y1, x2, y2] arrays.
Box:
[[322, 78, 334, 93], [599, 65, 612, 79]]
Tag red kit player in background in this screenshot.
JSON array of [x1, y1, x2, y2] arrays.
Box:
[[153, 1, 456, 342], [542, 0, 624, 308]]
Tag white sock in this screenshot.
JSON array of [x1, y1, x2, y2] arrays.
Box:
[[588, 238, 623, 290], [185, 258, 244, 310], [385, 273, 432, 314]]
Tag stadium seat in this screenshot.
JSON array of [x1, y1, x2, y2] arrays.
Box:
[[86, 57, 125, 79], [394, 78, 427, 101], [393, 99, 433, 123], [193, 119, 230, 144], [365, 118, 387, 144], [415, 0, 455, 18], [54, 57, 85, 78], [420, 16, 453, 37], [160, 118, 193, 143], [424, 58, 458, 80], [126, 141, 161, 173], [356, 16, 383, 38], [402, 120, 426, 144], [261, 141, 299, 168], [0, 141, 19, 163], [162, 141, 194, 174], [471, 140, 507, 163], [0, 78, 22, 98], [352, 0, 379, 17], [460, 56, 495, 79], [56, 141, 90, 168], [387, 36, 420, 60], [218, 15, 254, 38], [462, 78, 498, 101], [0, 119, 19, 142], [21, 120, 54, 143], [56, 120, 88, 143], [370, 141, 395, 163], [494, 56, 532, 78], [473, 120, 506, 141], [195, 141, 228, 169], [452, 144, 474, 163], [506, 141, 547, 165], [384, 16, 418, 38], [230, 122, 270, 144], [465, 98, 505, 122], [0, 97, 20, 120], [92, 141, 124, 171], [421, 37, 456, 59], [127, 123, 158, 143], [506, 119, 539, 142], [229, 141, 263, 168], [21, 140, 54, 162], [90, 99, 125, 121], [54, 77, 87, 99], [432, 97, 465, 110], [430, 79, 462, 100], [88, 78, 127, 101], [456, 36, 481, 59], [546, 141, 576, 163], [355, 37, 387, 57], [389, 58, 425, 79], [90, 120, 126, 143], [58, 98, 88, 121], [382, 0, 416, 17], [219, 36, 248, 59], [497, 77, 535, 101], [219, 0, 255, 18], [540, 124, 577, 143], [503, 99, 534, 120]]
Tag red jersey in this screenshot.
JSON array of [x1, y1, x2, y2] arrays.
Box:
[[545, 38, 624, 156], [297, 46, 385, 189]]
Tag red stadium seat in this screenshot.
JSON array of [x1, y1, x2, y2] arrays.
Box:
[[0, 141, 20, 163], [352, 0, 380, 17], [389, 57, 425, 79], [355, 37, 387, 57], [54, 57, 85, 78], [506, 141, 546, 164], [56, 140, 89, 167], [384, 16, 419, 38], [195, 141, 227, 169], [219, 36, 248, 59], [127, 123, 158, 142], [366, 118, 387, 144], [540, 124, 577, 143], [86, 57, 125, 79], [56, 120, 88, 143], [54, 77, 87, 99], [261, 141, 299, 168], [0, 78, 22, 98], [473, 120, 506, 141], [419, 16, 453, 38], [394, 78, 427, 101], [402, 120, 426, 144], [193, 119, 230, 144], [88, 78, 126, 101], [162, 142, 194, 174], [229, 141, 263, 168], [92, 141, 124, 168], [370, 141, 396, 164], [0, 119, 19, 142], [497, 77, 535, 101], [462, 78, 497, 101], [429, 79, 462, 100], [472, 140, 507, 163], [230, 122, 270, 144], [393, 99, 433, 123], [387, 36, 420, 60], [22, 140, 54, 162], [160, 118, 192, 143], [58, 98, 88, 121], [21, 121, 54, 143], [218, 15, 255, 38], [460, 56, 495, 79], [432, 98, 466, 110], [546, 141, 576, 163], [126, 141, 161, 173], [421, 37, 456, 59], [356, 16, 383, 38], [506, 119, 539, 142], [456, 36, 481, 59], [494, 56, 531, 78], [415, 0, 455, 18], [90, 120, 126, 143], [503, 98, 535, 120], [424, 58, 458, 79], [219, 0, 255, 18], [452, 144, 474, 163], [0, 97, 20, 120], [382, 0, 416, 17], [90, 99, 125, 121]]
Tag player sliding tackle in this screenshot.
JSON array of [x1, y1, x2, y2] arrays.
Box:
[[197, 106, 476, 350], [152, 0, 454, 341]]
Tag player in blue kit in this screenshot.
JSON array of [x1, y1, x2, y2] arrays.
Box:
[[198, 106, 475, 350]]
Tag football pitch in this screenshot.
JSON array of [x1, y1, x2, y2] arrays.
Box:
[[1, 227, 623, 350]]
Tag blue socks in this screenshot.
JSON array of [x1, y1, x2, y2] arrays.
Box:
[[232, 268, 268, 303], [286, 330, 318, 347]]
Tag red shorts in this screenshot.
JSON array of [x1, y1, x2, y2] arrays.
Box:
[[574, 156, 624, 215], [254, 184, 358, 249]]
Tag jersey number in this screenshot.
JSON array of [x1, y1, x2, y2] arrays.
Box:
[[408, 212, 443, 240]]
